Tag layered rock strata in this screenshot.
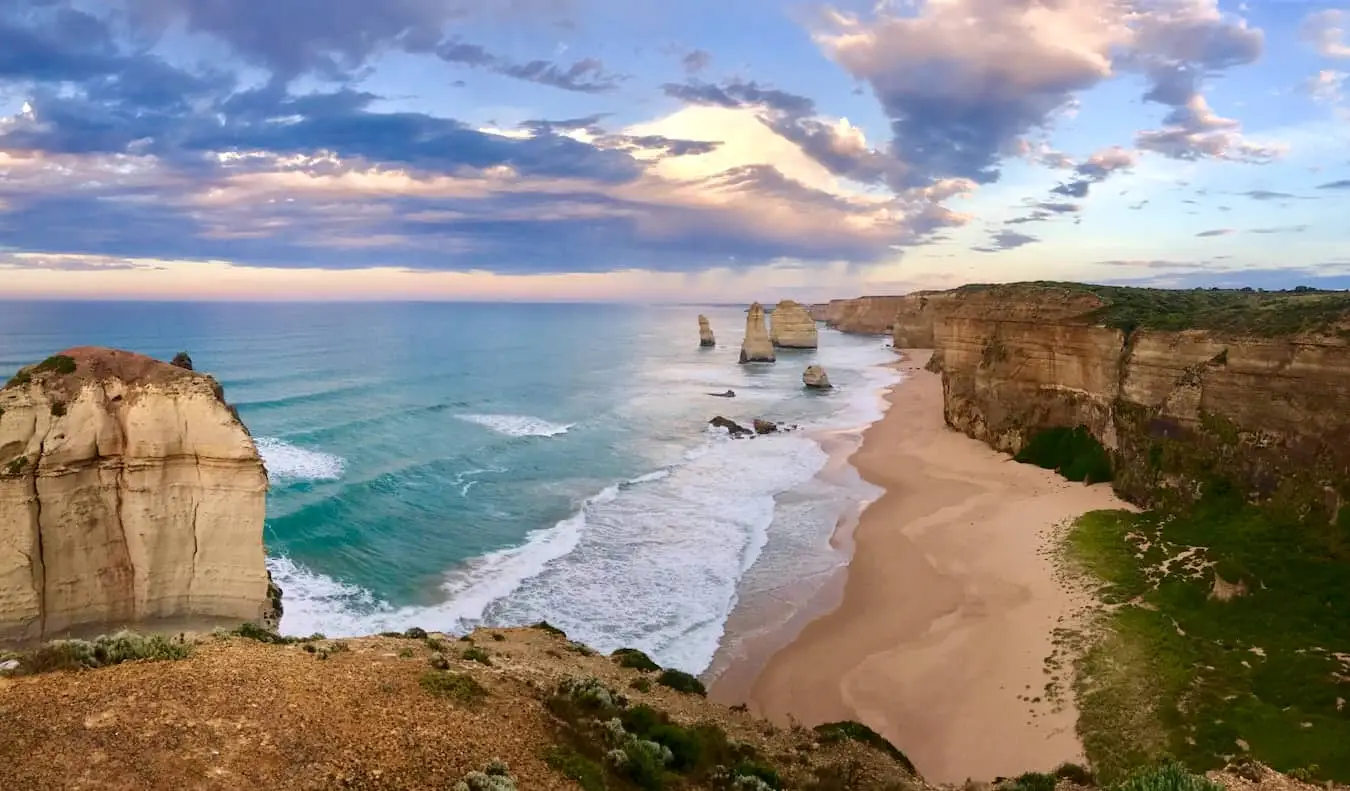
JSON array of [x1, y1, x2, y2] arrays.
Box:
[[821, 296, 909, 335], [0, 347, 271, 643], [698, 314, 716, 347], [740, 303, 776, 363], [769, 300, 819, 348]]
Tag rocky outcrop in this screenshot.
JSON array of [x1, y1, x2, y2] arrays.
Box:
[[803, 364, 831, 389], [822, 296, 908, 335], [170, 352, 194, 371], [739, 303, 776, 363], [0, 347, 271, 644], [710, 416, 752, 438], [807, 303, 830, 322], [892, 283, 1350, 533], [698, 315, 716, 348], [769, 300, 818, 348]]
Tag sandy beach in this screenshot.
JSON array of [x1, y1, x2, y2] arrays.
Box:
[[722, 350, 1129, 783]]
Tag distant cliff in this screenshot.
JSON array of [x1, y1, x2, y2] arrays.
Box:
[[890, 283, 1350, 530], [818, 296, 910, 335], [0, 347, 273, 643]]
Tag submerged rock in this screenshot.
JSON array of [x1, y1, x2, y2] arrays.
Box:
[[770, 300, 818, 348], [707, 390, 736, 398], [698, 314, 716, 348], [753, 419, 777, 435], [739, 303, 775, 364], [0, 347, 271, 643], [803, 364, 831, 389], [709, 416, 752, 438]]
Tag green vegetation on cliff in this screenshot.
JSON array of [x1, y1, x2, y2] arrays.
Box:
[[1015, 426, 1114, 484], [1067, 492, 1350, 784], [953, 282, 1350, 337]]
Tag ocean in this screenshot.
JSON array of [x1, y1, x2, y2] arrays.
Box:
[[0, 301, 898, 673]]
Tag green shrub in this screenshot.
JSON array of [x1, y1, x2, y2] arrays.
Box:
[[4, 456, 28, 476], [1055, 763, 1096, 786], [491, 632, 506, 641], [812, 721, 915, 774], [420, 671, 487, 704], [533, 621, 567, 638], [1015, 425, 1114, 484], [463, 646, 493, 665], [1003, 772, 1057, 791], [7, 370, 32, 387], [403, 626, 428, 639], [1111, 761, 1222, 791], [232, 621, 291, 644], [425, 637, 445, 651], [34, 355, 77, 375], [613, 647, 661, 672], [379, 631, 404, 638], [656, 669, 706, 696], [568, 641, 596, 656], [630, 677, 653, 693], [398, 647, 415, 658], [16, 631, 190, 675], [545, 746, 607, 791]]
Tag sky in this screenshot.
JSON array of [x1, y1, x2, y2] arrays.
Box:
[[1, 0, 1348, 301]]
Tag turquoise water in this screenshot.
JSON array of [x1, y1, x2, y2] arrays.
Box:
[[0, 301, 897, 671]]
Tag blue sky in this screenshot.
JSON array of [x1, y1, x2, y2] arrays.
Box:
[[0, 0, 1347, 300]]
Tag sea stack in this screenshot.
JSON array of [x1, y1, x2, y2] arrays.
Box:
[[803, 364, 831, 389], [0, 347, 273, 644], [698, 314, 716, 347], [739, 303, 776, 363], [769, 300, 818, 348]]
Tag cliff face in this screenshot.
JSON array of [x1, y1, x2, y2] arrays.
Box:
[[911, 285, 1350, 528], [822, 296, 908, 335], [740, 302, 775, 363], [769, 299, 818, 348], [0, 347, 270, 643]]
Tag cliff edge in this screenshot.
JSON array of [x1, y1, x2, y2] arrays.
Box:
[[0, 347, 271, 644]]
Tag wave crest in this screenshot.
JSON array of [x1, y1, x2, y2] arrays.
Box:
[[455, 413, 574, 438], [255, 437, 346, 482]]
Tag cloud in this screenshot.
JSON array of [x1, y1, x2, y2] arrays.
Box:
[[682, 49, 712, 74], [1305, 69, 1347, 105], [1249, 225, 1309, 234], [1318, 179, 1350, 189], [972, 229, 1039, 253], [438, 41, 625, 93], [1240, 189, 1296, 200], [1196, 228, 1235, 237], [1302, 10, 1350, 58]]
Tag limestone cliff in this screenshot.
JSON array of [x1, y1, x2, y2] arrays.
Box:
[[0, 347, 270, 644], [739, 302, 775, 363], [698, 314, 716, 347], [769, 299, 819, 348], [893, 283, 1350, 529], [821, 296, 908, 335]]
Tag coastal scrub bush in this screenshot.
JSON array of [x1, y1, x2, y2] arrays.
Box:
[[7, 370, 32, 387], [533, 620, 567, 638], [454, 760, 516, 791], [1015, 425, 1113, 484], [462, 645, 493, 665], [491, 632, 506, 641], [656, 669, 706, 696], [17, 631, 190, 675], [546, 745, 607, 791], [4, 456, 28, 476], [812, 722, 915, 774], [403, 626, 428, 639], [1110, 762, 1221, 791], [630, 677, 653, 693], [34, 355, 77, 375], [613, 647, 661, 672], [1002, 772, 1057, 791], [419, 670, 487, 704], [1054, 763, 1096, 786], [232, 621, 293, 644]]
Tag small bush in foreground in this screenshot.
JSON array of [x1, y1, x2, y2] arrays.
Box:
[[1002, 772, 1056, 791], [50, 401, 67, 417], [1055, 763, 1095, 786], [1112, 761, 1222, 791], [17, 631, 190, 675], [532, 621, 567, 638], [656, 669, 706, 696], [545, 745, 606, 791], [420, 671, 487, 704], [613, 647, 661, 672], [630, 677, 653, 693], [812, 721, 915, 774], [454, 760, 516, 791], [462, 646, 493, 665]]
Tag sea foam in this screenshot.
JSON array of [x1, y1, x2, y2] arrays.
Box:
[[455, 413, 575, 437], [255, 437, 346, 483]]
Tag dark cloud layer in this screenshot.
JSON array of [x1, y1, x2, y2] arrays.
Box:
[[438, 40, 626, 93]]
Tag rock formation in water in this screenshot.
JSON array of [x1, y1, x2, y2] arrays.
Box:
[[739, 303, 776, 363], [0, 347, 272, 644], [769, 300, 818, 348], [698, 315, 716, 348], [709, 416, 752, 438], [803, 364, 831, 389], [886, 282, 1350, 527]]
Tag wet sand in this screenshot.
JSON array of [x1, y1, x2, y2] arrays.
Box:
[[716, 350, 1129, 783]]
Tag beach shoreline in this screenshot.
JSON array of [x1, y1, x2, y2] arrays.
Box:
[[712, 349, 1130, 783]]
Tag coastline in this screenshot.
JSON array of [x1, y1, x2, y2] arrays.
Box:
[[713, 349, 1130, 783]]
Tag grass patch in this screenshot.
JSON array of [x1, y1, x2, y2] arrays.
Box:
[[1112, 761, 1222, 791], [546, 745, 607, 791], [630, 677, 652, 693], [34, 355, 77, 375], [1068, 498, 1350, 783], [655, 669, 706, 696], [14, 631, 190, 675], [812, 721, 915, 774], [420, 670, 487, 704], [463, 646, 493, 665], [1001, 772, 1056, 791], [612, 648, 661, 673], [1015, 425, 1113, 484]]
